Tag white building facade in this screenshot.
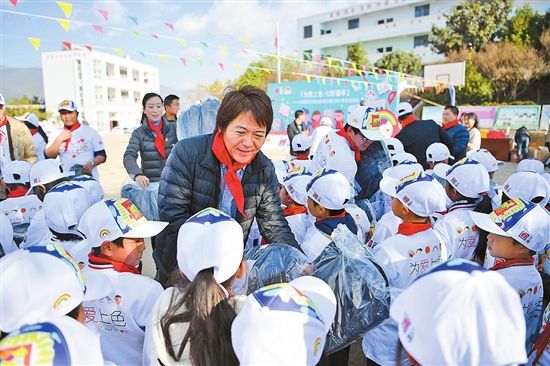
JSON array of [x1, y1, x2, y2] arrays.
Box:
[[297, 0, 453, 65], [42, 49, 160, 133]]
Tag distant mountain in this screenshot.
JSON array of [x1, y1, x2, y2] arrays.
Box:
[[160, 84, 189, 99], [0, 67, 44, 101]]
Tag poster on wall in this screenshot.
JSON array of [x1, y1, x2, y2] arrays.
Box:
[[494, 105, 541, 130], [267, 76, 399, 132], [539, 105, 550, 131]]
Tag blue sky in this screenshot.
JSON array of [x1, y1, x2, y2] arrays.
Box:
[[0, 0, 353, 91]]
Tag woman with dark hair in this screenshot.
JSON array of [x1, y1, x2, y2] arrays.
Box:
[[155, 85, 298, 287], [123, 93, 178, 187], [465, 112, 481, 154]]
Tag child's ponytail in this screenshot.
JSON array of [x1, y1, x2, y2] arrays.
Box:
[[160, 268, 238, 366], [472, 194, 493, 265]]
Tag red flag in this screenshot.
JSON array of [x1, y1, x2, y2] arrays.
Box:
[[151, 34, 159, 39], [98, 9, 108, 21], [62, 41, 72, 50], [83, 44, 92, 51], [9, 0, 17, 6], [180, 57, 187, 66], [218, 63, 224, 71], [165, 22, 175, 32], [274, 33, 278, 48], [92, 24, 103, 33]]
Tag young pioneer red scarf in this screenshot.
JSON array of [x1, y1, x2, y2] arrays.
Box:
[[147, 119, 167, 160], [283, 205, 308, 217], [88, 253, 141, 274], [0, 116, 8, 128], [397, 222, 432, 235], [400, 115, 416, 128], [490, 257, 535, 271], [211, 131, 249, 217], [29, 128, 39, 136], [63, 121, 81, 152], [443, 119, 459, 130], [7, 186, 29, 198], [295, 152, 309, 160], [336, 130, 360, 162]]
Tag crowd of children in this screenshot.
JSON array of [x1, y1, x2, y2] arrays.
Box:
[[1, 100, 550, 366]]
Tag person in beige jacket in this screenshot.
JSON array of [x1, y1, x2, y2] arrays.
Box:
[[0, 94, 38, 165]]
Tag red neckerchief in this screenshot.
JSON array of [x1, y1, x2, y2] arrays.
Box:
[[147, 119, 167, 160], [211, 131, 249, 217], [29, 128, 39, 136], [283, 205, 308, 217], [400, 115, 416, 128], [443, 119, 459, 130], [295, 152, 309, 160], [7, 186, 28, 198], [63, 121, 81, 152], [316, 211, 346, 222], [397, 222, 432, 235], [531, 320, 550, 365], [0, 116, 8, 128], [336, 130, 360, 162], [490, 257, 535, 271], [88, 253, 141, 274]]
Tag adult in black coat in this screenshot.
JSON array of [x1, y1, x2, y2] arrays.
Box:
[[287, 109, 307, 156], [395, 102, 453, 170]]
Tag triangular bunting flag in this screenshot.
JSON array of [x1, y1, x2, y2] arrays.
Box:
[[177, 38, 187, 46], [138, 51, 146, 57], [223, 33, 234, 40], [28, 37, 40, 51], [218, 45, 228, 56], [62, 41, 72, 50], [133, 31, 141, 37], [56, 1, 72, 18], [57, 19, 70, 32], [159, 54, 168, 63], [327, 57, 333, 68], [180, 57, 187, 66], [92, 24, 103, 33], [165, 22, 175, 32], [239, 36, 252, 45], [218, 63, 225, 71], [9, 0, 17, 6], [113, 48, 124, 56], [235, 64, 242, 72], [83, 44, 92, 51], [128, 16, 138, 25], [98, 9, 108, 21], [241, 49, 248, 54], [200, 42, 209, 48], [151, 34, 159, 39]]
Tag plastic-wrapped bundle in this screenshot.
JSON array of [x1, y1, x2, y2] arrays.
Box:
[[176, 98, 220, 140], [312, 224, 390, 354], [120, 182, 159, 221], [234, 244, 310, 295]]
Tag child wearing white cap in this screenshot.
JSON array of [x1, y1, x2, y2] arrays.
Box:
[[15, 111, 48, 161], [517, 158, 545, 175], [144, 208, 246, 365], [502, 171, 550, 208], [390, 259, 528, 365], [470, 148, 504, 209], [70, 174, 105, 204], [362, 171, 447, 365], [433, 158, 492, 261], [231, 277, 337, 366], [280, 170, 311, 244], [291, 134, 312, 161], [301, 169, 359, 261], [470, 198, 550, 350], [0, 160, 42, 246], [309, 116, 333, 157], [425, 142, 453, 185], [78, 198, 167, 365]]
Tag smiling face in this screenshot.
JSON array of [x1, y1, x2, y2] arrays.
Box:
[[221, 112, 267, 164], [143, 96, 164, 122], [59, 110, 78, 128]]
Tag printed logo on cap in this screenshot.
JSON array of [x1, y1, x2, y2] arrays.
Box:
[[306, 168, 339, 193], [489, 198, 537, 232], [105, 198, 145, 234], [395, 171, 434, 194], [362, 107, 379, 129], [187, 207, 233, 225], [0, 322, 70, 364], [446, 157, 480, 177], [283, 168, 309, 183]]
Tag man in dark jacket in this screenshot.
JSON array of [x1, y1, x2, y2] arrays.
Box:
[[442, 105, 468, 162], [287, 110, 306, 156], [395, 102, 453, 170], [156, 86, 298, 286]]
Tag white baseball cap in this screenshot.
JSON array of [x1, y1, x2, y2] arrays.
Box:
[[0, 244, 110, 333], [231, 277, 337, 366], [292, 134, 312, 152], [0, 316, 105, 365], [383, 137, 404, 156], [380, 171, 446, 216], [307, 169, 352, 210], [517, 159, 545, 175], [434, 158, 490, 198], [426, 142, 453, 163], [15, 111, 40, 128], [391, 152, 417, 166], [44, 182, 92, 236], [177, 208, 244, 283], [320, 117, 333, 127], [29, 159, 74, 188], [382, 161, 424, 179], [0, 93, 5, 106], [470, 198, 550, 252], [2, 160, 32, 185], [58, 99, 78, 112], [390, 259, 527, 366], [502, 172, 550, 207], [347, 106, 385, 141], [469, 149, 503, 173], [71, 175, 104, 204], [396, 102, 413, 118], [78, 198, 168, 248], [282, 171, 311, 206], [273, 160, 290, 184]]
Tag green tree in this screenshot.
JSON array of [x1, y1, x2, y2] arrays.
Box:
[[502, 5, 542, 46], [234, 55, 306, 90], [5, 95, 50, 121], [374, 50, 422, 75], [429, 0, 512, 54], [347, 42, 368, 67]]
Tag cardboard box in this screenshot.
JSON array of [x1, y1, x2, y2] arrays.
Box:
[[534, 146, 550, 164]]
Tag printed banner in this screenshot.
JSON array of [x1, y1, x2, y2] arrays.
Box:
[[494, 105, 541, 130]]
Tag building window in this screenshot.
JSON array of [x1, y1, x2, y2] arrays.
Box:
[[304, 25, 312, 39], [121, 89, 129, 102], [106, 63, 115, 78], [385, 46, 393, 52], [386, 18, 393, 23], [414, 35, 429, 48], [303, 50, 313, 60], [95, 86, 103, 104], [119, 67, 128, 79], [348, 18, 359, 30], [132, 70, 139, 82], [133, 91, 140, 103], [415, 4, 430, 17], [377, 47, 384, 53], [377, 19, 385, 25], [93, 60, 102, 78]]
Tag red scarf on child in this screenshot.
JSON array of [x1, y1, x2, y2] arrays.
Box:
[[283, 205, 308, 217], [490, 257, 535, 271], [443, 119, 459, 130], [397, 222, 432, 235], [63, 122, 81, 152], [147, 119, 167, 160], [88, 253, 141, 274], [211, 131, 249, 217], [336, 130, 360, 162], [400, 115, 416, 128], [7, 187, 28, 198], [295, 152, 309, 160], [0, 116, 8, 128]]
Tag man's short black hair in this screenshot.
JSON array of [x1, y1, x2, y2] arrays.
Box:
[[164, 94, 179, 107], [295, 110, 304, 119], [444, 105, 459, 116]]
